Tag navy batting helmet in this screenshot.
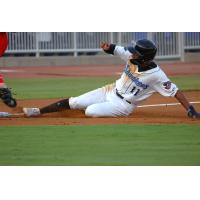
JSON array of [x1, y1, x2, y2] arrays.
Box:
[[128, 39, 157, 63]]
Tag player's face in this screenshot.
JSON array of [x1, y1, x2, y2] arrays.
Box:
[[131, 52, 141, 60], [129, 51, 145, 65]]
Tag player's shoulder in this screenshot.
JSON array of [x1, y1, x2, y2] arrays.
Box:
[[145, 63, 169, 82], [143, 62, 160, 74]]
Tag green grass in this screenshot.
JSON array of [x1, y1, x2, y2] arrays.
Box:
[[6, 77, 116, 99], [0, 124, 200, 166], [171, 76, 200, 91], [5, 75, 200, 99]]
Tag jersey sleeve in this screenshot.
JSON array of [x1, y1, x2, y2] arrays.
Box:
[[152, 74, 178, 97], [114, 46, 132, 62]]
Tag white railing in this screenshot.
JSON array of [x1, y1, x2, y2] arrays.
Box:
[[184, 32, 200, 50], [5, 32, 200, 60]]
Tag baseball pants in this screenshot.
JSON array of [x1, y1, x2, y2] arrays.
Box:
[[69, 87, 135, 117]]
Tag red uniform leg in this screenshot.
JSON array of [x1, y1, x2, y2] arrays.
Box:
[[0, 32, 8, 57]]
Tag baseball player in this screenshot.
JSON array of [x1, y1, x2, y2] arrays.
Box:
[[0, 32, 17, 107], [23, 39, 200, 118]]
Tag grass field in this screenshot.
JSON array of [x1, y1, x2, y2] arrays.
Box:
[[1, 75, 200, 166], [5, 75, 200, 99], [0, 124, 200, 165]]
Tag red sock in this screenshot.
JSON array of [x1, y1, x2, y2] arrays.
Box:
[[0, 74, 5, 87]]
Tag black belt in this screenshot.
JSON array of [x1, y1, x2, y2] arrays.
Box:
[[116, 89, 131, 104]]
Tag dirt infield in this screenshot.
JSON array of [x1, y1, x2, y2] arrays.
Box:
[[0, 91, 200, 126], [0, 62, 200, 125]]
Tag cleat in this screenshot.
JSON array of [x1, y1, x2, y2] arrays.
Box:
[[23, 107, 41, 117]]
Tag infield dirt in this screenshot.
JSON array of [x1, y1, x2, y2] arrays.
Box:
[[0, 91, 200, 125]]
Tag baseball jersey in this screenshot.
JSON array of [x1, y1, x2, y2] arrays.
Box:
[[113, 46, 178, 105]]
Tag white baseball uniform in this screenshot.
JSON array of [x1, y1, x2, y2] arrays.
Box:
[[69, 45, 178, 117]]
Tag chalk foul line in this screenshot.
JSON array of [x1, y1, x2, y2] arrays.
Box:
[[138, 101, 200, 108]]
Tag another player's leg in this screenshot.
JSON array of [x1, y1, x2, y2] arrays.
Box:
[[23, 88, 107, 117], [0, 33, 17, 107], [0, 75, 17, 107]]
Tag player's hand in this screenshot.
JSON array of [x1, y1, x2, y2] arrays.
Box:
[[187, 105, 200, 118], [100, 41, 110, 50]]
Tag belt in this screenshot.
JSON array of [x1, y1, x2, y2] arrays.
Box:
[[115, 89, 131, 104]]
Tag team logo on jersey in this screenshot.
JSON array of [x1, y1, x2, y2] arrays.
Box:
[[124, 65, 149, 89], [163, 81, 172, 90]]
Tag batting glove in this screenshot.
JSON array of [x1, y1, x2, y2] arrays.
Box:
[[187, 105, 200, 118]]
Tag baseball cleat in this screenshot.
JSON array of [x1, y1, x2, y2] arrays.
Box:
[[23, 107, 41, 117]]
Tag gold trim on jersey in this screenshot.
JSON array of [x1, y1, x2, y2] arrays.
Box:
[[102, 83, 115, 93]]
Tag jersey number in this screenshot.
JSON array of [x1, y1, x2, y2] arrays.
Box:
[[130, 86, 140, 96]]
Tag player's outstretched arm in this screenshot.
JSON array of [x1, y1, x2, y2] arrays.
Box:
[[175, 90, 200, 118], [100, 41, 130, 62]]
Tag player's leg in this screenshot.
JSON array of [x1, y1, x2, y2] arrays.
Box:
[[85, 91, 135, 117], [23, 88, 107, 116], [0, 32, 8, 57], [69, 88, 106, 110], [85, 101, 134, 117]]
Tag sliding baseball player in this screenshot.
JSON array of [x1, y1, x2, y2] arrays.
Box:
[[23, 39, 200, 118]]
